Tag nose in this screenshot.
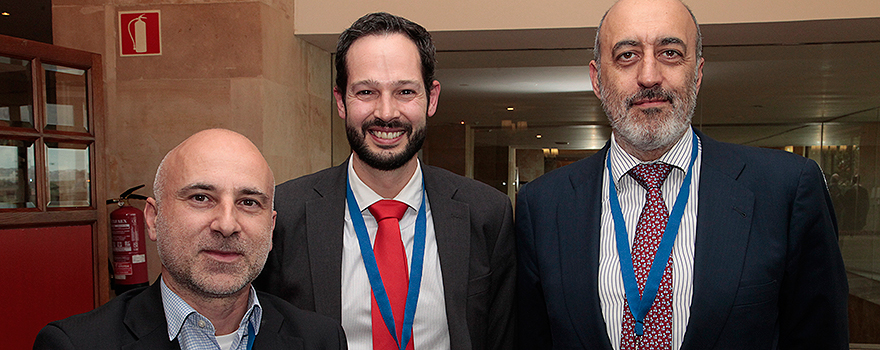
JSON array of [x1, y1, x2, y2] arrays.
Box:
[[375, 93, 401, 121], [210, 200, 241, 237], [637, 55, 662, 89]]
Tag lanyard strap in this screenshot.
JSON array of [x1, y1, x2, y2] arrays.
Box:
[[607, 131, 698, 337], [346, 177, 427, 350], [246, 322, 255, 350]]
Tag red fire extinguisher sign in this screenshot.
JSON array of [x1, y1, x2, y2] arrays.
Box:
[[119, 11, 161, 56]]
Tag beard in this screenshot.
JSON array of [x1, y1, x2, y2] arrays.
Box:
[[156, 214, 271, 299], [598, 71, 699, 152], [346, 116, 426, 171]]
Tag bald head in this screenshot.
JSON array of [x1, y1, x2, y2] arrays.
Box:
[[146, 128, 277, 302], [594, 0, 701, 67], [153, 129, 275, 208]]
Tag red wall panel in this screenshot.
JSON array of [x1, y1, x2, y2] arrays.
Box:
[[0, 225, 94, 349]]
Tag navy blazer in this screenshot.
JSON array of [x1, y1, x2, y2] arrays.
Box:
[[255, 160, 516, 350], [516, 130, 848, 349], [33, 281, 347, 349]]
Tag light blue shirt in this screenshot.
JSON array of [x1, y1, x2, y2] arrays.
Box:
[[160, 277, 262, 350]]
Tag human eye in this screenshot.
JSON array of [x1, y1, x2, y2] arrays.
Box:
[[238, 197, 266, 213], [660, 49, 683, 61], [240, 198, 260, 207], [354, 89, 378, 101], [187, 193, 214, 208], [615, 51, 638, 65]]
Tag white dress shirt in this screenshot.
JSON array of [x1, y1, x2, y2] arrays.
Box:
[[599, 129, 702, 350], [342, 157, 451, 350]]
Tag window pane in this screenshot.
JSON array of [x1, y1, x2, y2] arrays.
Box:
[[43, 64, 88, 133], [0, 139, 36, 208], [0, 56, 34, 129], [46, 142, 90, 207]]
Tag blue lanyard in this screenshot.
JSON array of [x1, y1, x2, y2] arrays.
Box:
[[607, 131, 698, 337], [246, 322, 255, 350], [346, 176, 427, 350]]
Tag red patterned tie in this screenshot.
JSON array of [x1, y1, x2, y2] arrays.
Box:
[[368, 200, 414, 350], [621, 163, 674, 350]]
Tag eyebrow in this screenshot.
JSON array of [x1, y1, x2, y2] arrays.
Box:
[[240, 187, 269, 198], [176, 183, 269, 200], [177, 183, 214, 196], [658, 37, 685, 47], [612, 39, 640, 53], [350, 79, 421, 88]]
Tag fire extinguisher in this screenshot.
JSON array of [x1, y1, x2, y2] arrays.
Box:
[[107, 185, 149, 294]]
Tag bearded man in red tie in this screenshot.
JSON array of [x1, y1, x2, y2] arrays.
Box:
[[515, 0, 849, 349], [255, 12, 515, 350]]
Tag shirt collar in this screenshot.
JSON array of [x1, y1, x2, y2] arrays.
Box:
[[608, 127, 695, 184], [347, 154, 423, 212], [160, 276, 263, 341]]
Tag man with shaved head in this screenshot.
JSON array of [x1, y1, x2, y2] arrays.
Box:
[[515, 0, 848, 349], [35, 129, 346, 350]]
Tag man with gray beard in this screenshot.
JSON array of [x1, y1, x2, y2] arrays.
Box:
[[515, 0, 848, 349], [35, 129, 346, 350]]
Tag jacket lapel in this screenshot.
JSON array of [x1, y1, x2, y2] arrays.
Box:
[[252, 297, 305, 349], [680, 131, 754, 349], [122, 282, 178, 350], [561, 145, 615, 350], [306, 162, 348, 321], [422, 164, 472, 349]]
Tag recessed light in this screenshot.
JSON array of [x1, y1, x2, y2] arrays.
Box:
[[536, 134, 542, 139], [507, 107, 514, 111], [460, 120, 465, 125], [1, 12, 10, 16]]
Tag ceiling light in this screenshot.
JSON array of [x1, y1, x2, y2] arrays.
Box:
[[536, 134, 542, 139], [507, 107, 514, 111], [460, 120, 465, 125], [1, 12, 10, 16]]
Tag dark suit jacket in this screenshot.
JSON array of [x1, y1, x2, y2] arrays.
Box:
[[255, 160, 516, 350], [33, 282, 347, 350], [516, 130, 848, 349]]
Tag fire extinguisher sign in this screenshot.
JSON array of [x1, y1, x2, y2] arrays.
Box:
[[119, 10, 161, 56]]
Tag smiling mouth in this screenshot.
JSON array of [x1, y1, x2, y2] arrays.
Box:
[[370, 130, 405, 140]]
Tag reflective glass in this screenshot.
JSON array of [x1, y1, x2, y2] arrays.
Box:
[[46, 142, 90, 207], [0, 139, 36, 208], [0, 56, 34, 128], [43, 64, 89, 133]]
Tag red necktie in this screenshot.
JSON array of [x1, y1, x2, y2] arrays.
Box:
[[368, 200, 414, 350], [621, 163, 674, 350]]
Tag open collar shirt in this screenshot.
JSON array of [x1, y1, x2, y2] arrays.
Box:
[[342, 156, 451, 350], [160, 277, 262, 350]]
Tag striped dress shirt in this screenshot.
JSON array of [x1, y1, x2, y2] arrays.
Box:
[[599, 129, 702, 350]]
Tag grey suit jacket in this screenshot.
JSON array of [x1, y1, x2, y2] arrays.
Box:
[[516, 129, 849, 349], [255, 159, 516, 350], [33, 281, 347, 349]]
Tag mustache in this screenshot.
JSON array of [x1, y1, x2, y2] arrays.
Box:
[[201, 237, 244, 254], [626, 86, 676, 108]]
